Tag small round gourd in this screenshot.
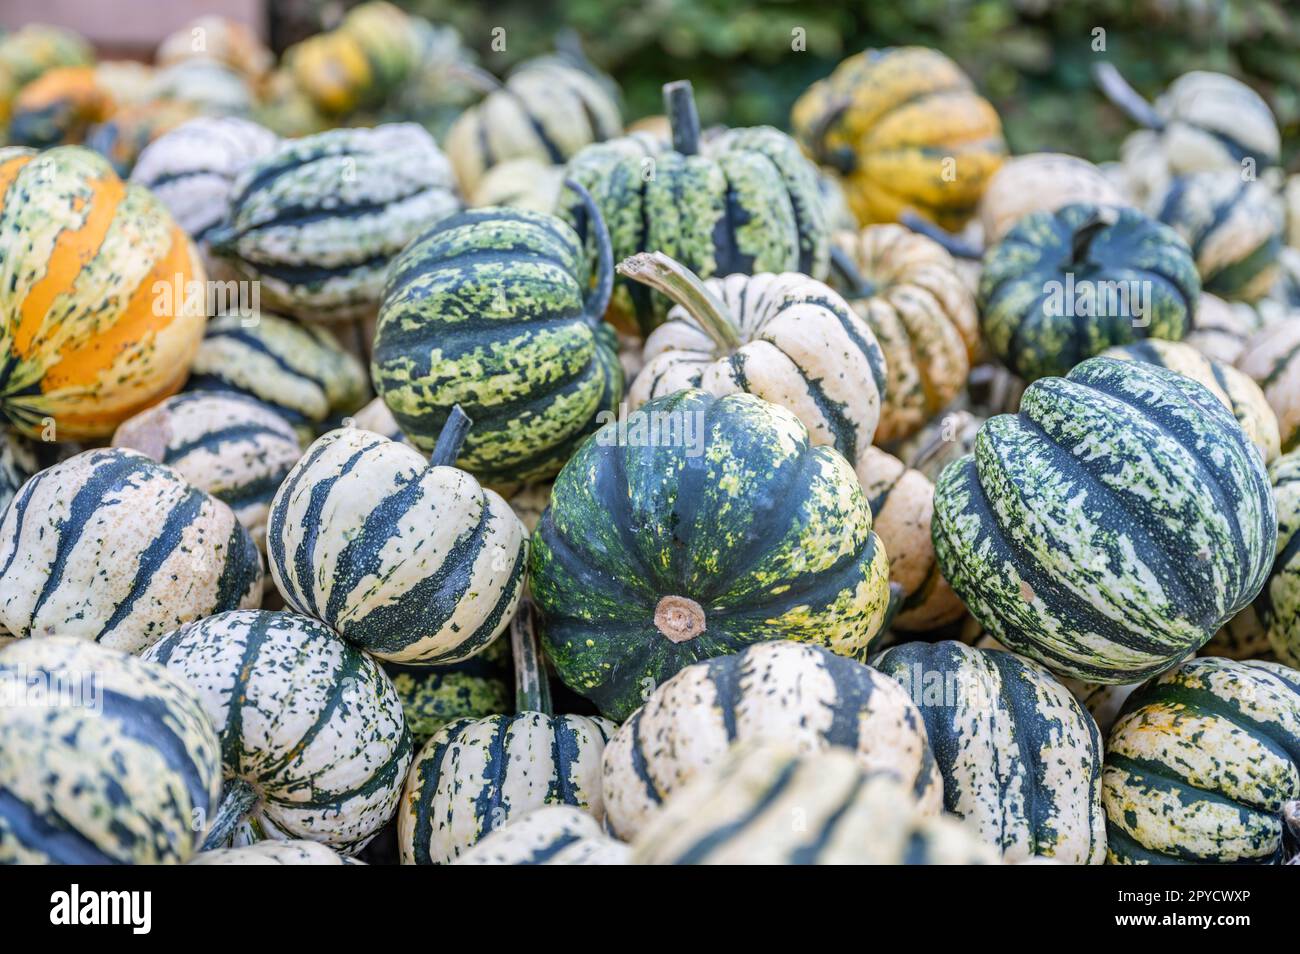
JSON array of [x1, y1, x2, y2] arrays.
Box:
[[468, 157, 566, 213], [189, 841, 357, 865], [0, 637, 222, 864], [933, 356, 1276, 684], [1184, 292, 1272, 365], [1254, 449, 1300, 666], [144, 609, 412, 855], [7, 66, 113, 148], [452, 806, 630, 866], [148, 59, 255, 117], [0, 431, 40, 518], [0, 448, 263, 653], [156, 16, 273, 81], [873, 640, 1106, 864], [977, 152, 1129, 245], [385, 637, 512, 744], [0, 24, 94, 90], [602, 640, 941, 842], [267, 409, 528, 665], [1237, 320, 1300, 454], [84, 99, 201, 177]]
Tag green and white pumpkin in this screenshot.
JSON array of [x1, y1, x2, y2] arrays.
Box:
[[602, 640, 941, 842], [530, 389, 893, 721], [211, 123, 461, 322], [0, 448, 263, 653], [933, 356, 1276, 684], [1254, 448, 1300, 667], [1237, 320, 1300, 455], [267, 411, 528, 664], [0, 430, 40, 518], [143, 609, 412, 854], [452, 806, 629, 866], [385, 637, 512, 744], [0, 636, 222, 864], [149, 59, 255, 117], [1103, 656, 1300, 864], [873, 640, 1106, 864], [1184, 292, 1275, 366], [189, 840, 358, 865], [977, 152, 1129, 246]]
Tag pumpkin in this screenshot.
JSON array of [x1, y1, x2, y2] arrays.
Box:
[[254, 69, 328, 138], [1103, 656, 1300, 864], [530, 388, 892, 721], [0, 145, 207, 439], [211, 123, 460, 323], [818, 170, 858, 231], [977, 152, 1129, 245], [631, 741, 999, 865], [371, 183, 621, 487], [1100, 338, 1280, 463], [286, 1, 420, 117], [897, 408, 983, 483], [144, 609, 412, 854], [932, 356, 1275, 684], [0, 24, 93, 90], [873, 640, 1106, 863], [560, 81, 828, 336], [1253, 448, 1300, 667], [112, 391, 302, 550], [445, 55, 622, 196], [267, 408, 528, 664], [828, 224, 978, 443], [385, 637, 512, 744], [84, 99, 200, 177], [1150, 171, 1283, 304], [622, 251, 886, 472], [398, 604, 615, 864], [7, 66, 113, 148], [189, 841, 358, 865], [149, 59, 255, 118], [603, 640, 940, 842], [979, 203, 1200, 382], [185, 312, 370, 441], [374, 19, 485, 142], [1184, 291, 1274, 365], [468, 157, 565, 213], [0, 637, 222, 864], [0, 448, 263, 653], [1237, 320, 1300, 454], [790, 46, 1006, 232], [0, 430, 40, 518], [453, 806, 630, 866], [156, 16, 273, 82]]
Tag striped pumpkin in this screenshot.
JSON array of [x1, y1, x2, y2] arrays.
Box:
[[0, 145, 207, 439], [530, 389, 892, 722], [1254, 449, 1300, 666], [873, 640, 1107, 864], [1236, 320, 1300, 454], [385, 637, 512, 744], [7, 66, 112, 148], [979, 203, 1199, 382], [560, 81, 828, 336], [1100, 338, 1280, 463], [0, 448, 263, 653], [623, 253, 886, 473], [189, 841, 358, 865], [212, 124, 460, 322], [828, 224, 978, 443], [1184, 292, 1273, 365], [1103, 656, 1300, 864], [1151, 171, 1283, 303], [791, 47, 1006, 232], [0, 430, 40, 518], [453, 806, 630, 866], [148, 59, 254, 118], [631, 741, 1000, 865], [0, 636, 222, 864], [185, 312, 369, 441], [267, 415, 528, 665], [446, 56, 622, 196], [371, 186, 622, 487], [603, 640, 941, 842], [468, 157, 566, 214], [978, 153, 1129, 246], [84, 99, 201, 178], [112, 391, 303, 550], [932, 356, 1276, 684], [898, 408, 983, 483], [143, 609, 412, 854]]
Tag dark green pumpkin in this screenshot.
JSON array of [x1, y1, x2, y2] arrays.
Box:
[[979, 203, 1200, 381], [529, 388, 892, 721]]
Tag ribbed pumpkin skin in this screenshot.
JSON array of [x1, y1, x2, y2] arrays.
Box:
[[1236, 318, 1300, 454], [398, 711, 615, 864], [602, 641, 941, 842], [1104, 657, 1300, 864], [1185, 292, 1269, 365], [0, 637, 222, 864], [189, 840, 355, 865], [630, 272, 886, 471], [933, 357, 1276, 684], [1154, 71, 1280, 175], [267, 427, 528, 664], [0, 448, 263, 654], [560, 127, 829, 336], [0, 146, 207, 439], [978, 153, 1129, 245], [632, 742, 1000, 865], [1255, 450, 1300, 667], [979, 204, 1199, 382], [830, 225, 978, 444], [453, 805, 630, 866], [468, 157, 565, 213], [144, 610, 412, 855], [286, 1, 419, 116], [372, 206, 621, 486], [213, 124, 460, 322], [874, 640, 1107, 864], [531, 390, 893, 722], [385, 639, 511, 744], [791, 47, 1006, 232], [7, 66, 113, 148]]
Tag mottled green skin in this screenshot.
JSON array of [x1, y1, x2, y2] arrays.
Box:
[[372, 206, 621, 486], [560, 127, 829, 336], [979, 204, 1200, 381], [1255, 450, 1300, 667], [932, 356, 1275, 684], [384, 640, 511, 742], [530, 389, 892, 721]]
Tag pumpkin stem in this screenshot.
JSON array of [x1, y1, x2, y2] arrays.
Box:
[[564, 178, 615, 322], [663, 80, 702, 156], [899, 211, 984, 260], [828, 245, 877, 298], [1092, 62, 1165, 131], [200, 777, 258, 851], [430, 404, 472, 467], [445, 62, 502, 95], [510, 599, 552, 715], [654, 595, 707, 643], [616, 252, 742, 354], [1069, 206, 1120, 265]]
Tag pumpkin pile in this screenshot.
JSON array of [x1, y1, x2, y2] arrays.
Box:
[[5, 11, 1300, 869]]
